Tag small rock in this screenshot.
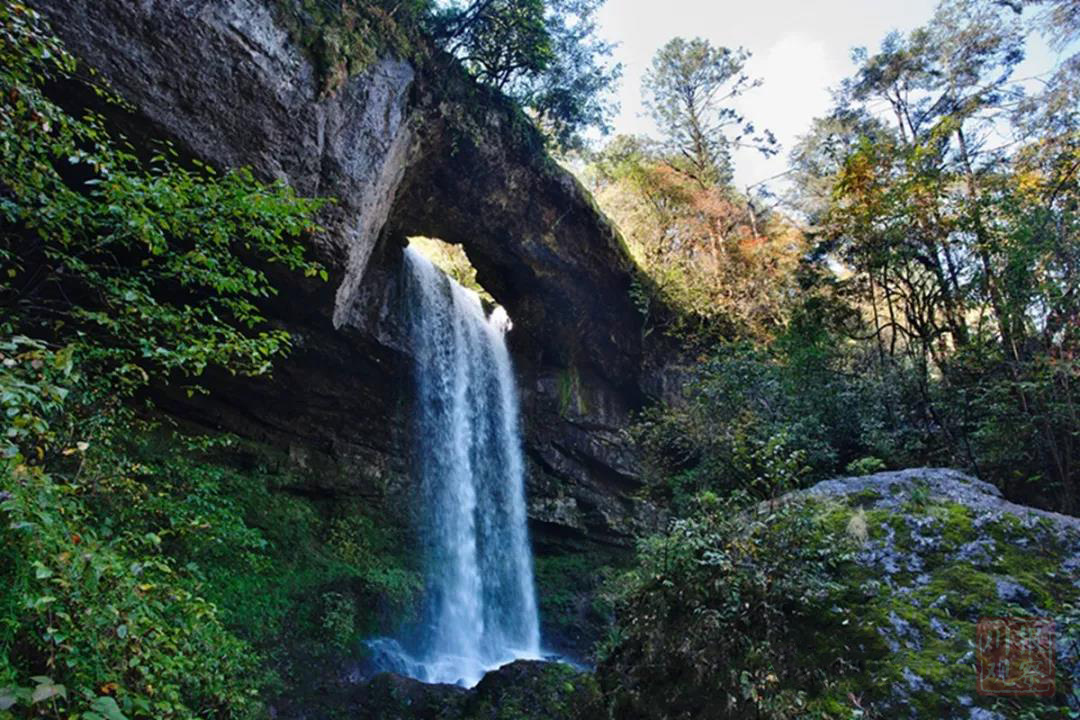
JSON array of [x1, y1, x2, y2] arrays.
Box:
[[930, 617, 953, 639], [901, 666, 931, 693], [954, 538, 995, 566], [994, 577, 1032, 604], [887, 610, 922, 651]]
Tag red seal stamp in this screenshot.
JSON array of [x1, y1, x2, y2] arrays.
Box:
[[976, 617, 1055, 696]]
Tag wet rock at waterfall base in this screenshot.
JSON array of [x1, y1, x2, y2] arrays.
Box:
[[353, 673, 466, 720], [353, 661, 599, 720]]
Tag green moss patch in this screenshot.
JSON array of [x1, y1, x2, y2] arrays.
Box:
[[534, 547, 627, 659], [272, 0, 429, 95]]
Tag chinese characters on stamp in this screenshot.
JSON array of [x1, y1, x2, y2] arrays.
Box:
[[976, 617, 1055, 697]]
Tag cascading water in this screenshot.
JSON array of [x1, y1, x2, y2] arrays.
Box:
[[368, 246, 541, 688]]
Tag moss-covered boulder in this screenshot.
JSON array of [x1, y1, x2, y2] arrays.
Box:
[[596, 468, 1079, 719]]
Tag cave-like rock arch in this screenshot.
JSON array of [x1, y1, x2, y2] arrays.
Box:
[[35, 0, 655, 545]]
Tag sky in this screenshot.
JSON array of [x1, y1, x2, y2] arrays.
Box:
[[592, 0, 1072, 192]]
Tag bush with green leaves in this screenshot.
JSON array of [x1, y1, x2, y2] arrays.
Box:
[[632, 299, 948, 512], [844, 456, 886, 477], [633, 345, 821, 511], [631, 344, 840, 510], [1, 2, 326, 393], [272, 0, 432, 95], [940, 339, 1080, 513], [596, 496, 858, 720], [0, 338, 270, 719], [1, 457, 265, 719], [0, 4, 339, 718]]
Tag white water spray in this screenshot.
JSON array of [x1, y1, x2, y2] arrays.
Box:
[[368, 247, 540, 688]]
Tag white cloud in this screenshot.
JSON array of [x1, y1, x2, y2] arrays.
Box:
[[730, 32, 840, 189]]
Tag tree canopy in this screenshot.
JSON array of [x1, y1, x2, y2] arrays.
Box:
[[432, 0, 621, 151], [784, 0, 1080, 510], [643, 37, 776, 187]]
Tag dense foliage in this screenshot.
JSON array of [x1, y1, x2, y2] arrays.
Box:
[[597, 498, 857, 719], [594, 1, 1079, 715], [273, 0, 432, 94], [591, 0, 1078, 515], [0, 6, 421, 718], [794, 0, 1080, 512], [587, 137, 804, 343], [1, 5, 327, 388]]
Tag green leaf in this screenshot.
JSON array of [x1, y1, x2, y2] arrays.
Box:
[[53, 345, 75, 375], [88, 696, 127, 720], [30, 682, 65, 704]]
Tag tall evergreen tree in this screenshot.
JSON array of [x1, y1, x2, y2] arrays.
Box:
[[642, 37, 775, 187]]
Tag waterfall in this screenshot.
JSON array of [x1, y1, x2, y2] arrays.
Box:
[[368, 246, 540, 688]]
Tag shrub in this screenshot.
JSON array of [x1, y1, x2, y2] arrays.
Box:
[[845, 457, 886, 476], [0, 5, 331, 717], [596, 496, 857, 720]]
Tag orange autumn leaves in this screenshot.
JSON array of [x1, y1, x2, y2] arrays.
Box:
[[590, 152, 805, 342]]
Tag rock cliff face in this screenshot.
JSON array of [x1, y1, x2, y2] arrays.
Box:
[[36, 0, 657, 545]]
